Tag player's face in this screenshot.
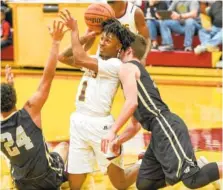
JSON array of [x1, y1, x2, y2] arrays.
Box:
[[99, 32, 121, 59]]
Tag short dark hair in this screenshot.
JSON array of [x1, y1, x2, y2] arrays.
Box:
[[101, 18, 135, 51], [130, 34, 148, 60], [1, 83, 17, 112]]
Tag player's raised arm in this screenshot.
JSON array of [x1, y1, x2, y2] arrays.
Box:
[[24, 21, 67, 126], [5, 65, 14, 86], [58, 29, 96, 67], [60, 9, 98, 73]]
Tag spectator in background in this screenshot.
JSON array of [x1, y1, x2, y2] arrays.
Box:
[[145, 0, 168, 49], [159, 0, 201, 51], [1, 0, 13, 27], [194, 1, 222, 55], [1, 8, 12, 49]]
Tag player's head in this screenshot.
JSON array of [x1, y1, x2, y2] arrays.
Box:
[[99, 18, 135, 60], [1, 83, 17, 113], [121, 34, 148, 62]]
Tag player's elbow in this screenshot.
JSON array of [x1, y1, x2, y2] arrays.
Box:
[[130, 122, 141, 136], [135, 123, 141, 133], [133, 102, 138, 110], [129, 100, 138, 112], [73, 52, 86, 66], [58, 54, 66, 63]]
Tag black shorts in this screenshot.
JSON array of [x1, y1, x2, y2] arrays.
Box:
[[15, 152, 67, 190], [139, 112, 200, 185]]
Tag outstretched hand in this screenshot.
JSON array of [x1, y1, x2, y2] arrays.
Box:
[[5, 65, 14, 86], [59, 9, 77, 32], [48, 20, 68, 41]]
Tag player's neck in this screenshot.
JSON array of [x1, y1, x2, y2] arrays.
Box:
[[1, 107, 17, 120], [113, 1, 127, 18], [100, 55, 110, 60], [129, 57, 140, 63]]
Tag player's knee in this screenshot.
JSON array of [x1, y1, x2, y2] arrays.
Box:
[[182, 176, 200, 189], [59, 142, 69, 148], [136, 177, 158, 190], [111, 179, 128, 190], [182, 163, 220, 189], [56, 142, 69, 152], [113, 184, 126, 190]]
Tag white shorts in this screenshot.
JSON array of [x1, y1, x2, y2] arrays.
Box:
[[67, 112, 124, 174]]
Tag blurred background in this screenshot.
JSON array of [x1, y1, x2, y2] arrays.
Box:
[[0, 0, 222, 189]]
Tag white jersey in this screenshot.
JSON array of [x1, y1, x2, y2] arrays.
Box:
[[117, 2, 137, 34], [75, 56, 121, 116]]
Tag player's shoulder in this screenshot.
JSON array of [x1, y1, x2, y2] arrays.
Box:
[[121, 61, 139, 71], [134, 5, 144, 16], [106, 58, 123, 69], [98, 57, 122, 65], [90, 55, 121, 63], [107, 57, 122, 63]]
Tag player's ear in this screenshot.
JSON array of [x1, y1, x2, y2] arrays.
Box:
[[116, 43, 122, 51], [126, 47, 132, 55], [115, 38, 122, 50], [117, 48, 122, 58]]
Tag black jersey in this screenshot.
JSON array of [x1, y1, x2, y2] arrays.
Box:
[[130, 60, 170, 130], [0, 108, 50, 180]]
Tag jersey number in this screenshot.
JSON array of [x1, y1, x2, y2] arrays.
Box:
[[78, 81, 88, 101], [1, 126, 34, 157]]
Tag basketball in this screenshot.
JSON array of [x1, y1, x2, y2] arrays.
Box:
[[84, 3, 115, 33]]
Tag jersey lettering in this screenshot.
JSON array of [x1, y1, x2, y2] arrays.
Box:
[[78, 81, 88, 101], [123, 23, 130, 29], [1, 125, 34, 157]]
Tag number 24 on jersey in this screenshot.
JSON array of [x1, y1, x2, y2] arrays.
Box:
[[1, 125, 34, 157]]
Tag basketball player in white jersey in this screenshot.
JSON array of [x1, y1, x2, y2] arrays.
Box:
[[59, 10, 141, 190], [59, 1, 151, 65], [87, 0, 151, 64], [107, 0, 149, 39]]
